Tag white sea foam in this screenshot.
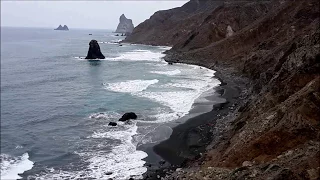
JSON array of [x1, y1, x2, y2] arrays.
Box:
[[136, 90, 198, 113], [74, 56, 86, 60], [104, 79, 159, 93], [89, 111, 121, 120], [1, 153, 34, 180], [162, 78, 220, 90], [158, 46, 172, 50], [111, 39, 123, 43], [110, 50, 165, 62], [33, 122, 147, 180], [83, 122, 147, 179], [150, 69, 181, 76]]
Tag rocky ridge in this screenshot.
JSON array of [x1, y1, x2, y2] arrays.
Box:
[[125, 0, 320, 179]]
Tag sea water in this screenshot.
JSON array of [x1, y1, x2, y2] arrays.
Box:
[[1, 27, 220, 179]]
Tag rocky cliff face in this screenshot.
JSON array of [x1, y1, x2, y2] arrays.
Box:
[[126, 0, 319, 179], [115, 14, 134, 33], [124, 0, 272, 46]]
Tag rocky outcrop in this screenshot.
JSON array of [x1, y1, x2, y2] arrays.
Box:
[[125, 0, 320, 179], [85, 40, 105, 59], [54, 25, 69, 31], [108, 122, 117, 126], [115, 14, 134, 33], [118, 112, 137, 122]]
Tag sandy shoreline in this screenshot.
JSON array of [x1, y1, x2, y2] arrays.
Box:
[[141, 67, 248, 179]]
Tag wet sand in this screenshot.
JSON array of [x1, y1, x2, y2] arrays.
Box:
[[140, 70, 245, 179]]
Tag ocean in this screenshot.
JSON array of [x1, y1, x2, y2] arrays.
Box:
[[0, 27, 221, 179]]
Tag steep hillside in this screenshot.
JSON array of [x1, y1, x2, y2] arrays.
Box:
[[125, 0, 320, 179], [124, 0, 272, 47]]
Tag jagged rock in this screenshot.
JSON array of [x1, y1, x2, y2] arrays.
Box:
[[118, 112, 137, 122], [85, 40, 105, 59], [226, 25, 234, 37], [108, 122, 117, 126], [115, 14, 134, 33], [242, 161, 253, 167], [54, 24, 69, 31]]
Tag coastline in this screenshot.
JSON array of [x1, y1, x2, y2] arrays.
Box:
[[122, 0, 320, 179], [141, 62, 248, 179]]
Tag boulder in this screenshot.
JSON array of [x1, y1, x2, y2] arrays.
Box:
[[108, 122, 117, 126], [118, 112, 137, 122], [85, 40, 105, 59]]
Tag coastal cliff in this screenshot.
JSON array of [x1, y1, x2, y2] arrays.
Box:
[[125, 0, 320, 179]]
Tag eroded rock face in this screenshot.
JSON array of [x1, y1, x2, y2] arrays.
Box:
[[115, 14, 134, 33], [124, 0, 271, 49], [85, 40, 105, 59]]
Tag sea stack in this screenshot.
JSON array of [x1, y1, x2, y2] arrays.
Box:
[[115, 14, 134, 34], [54, 25, 69, 31], [85, 40, 105, 59]]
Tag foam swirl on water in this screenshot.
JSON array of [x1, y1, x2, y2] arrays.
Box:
[[104, 79, 159, 93], [110, 50, 165, 61], [150, 69, 181, 76], [1, 153, 34, 180]]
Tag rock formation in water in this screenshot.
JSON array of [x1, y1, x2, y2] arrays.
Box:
[[115, 14, 134, 34], [125, 0, 320, 179], [85, 40, 105, 59], [118, 112, 137, 122], [54, 25, 69, 31], [108, 122, 117, 126]]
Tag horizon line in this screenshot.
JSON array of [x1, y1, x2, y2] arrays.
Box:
[[0, 25, 115, 31]]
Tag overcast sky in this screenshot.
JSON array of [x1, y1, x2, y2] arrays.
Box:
[[1, 1, 187, 30]]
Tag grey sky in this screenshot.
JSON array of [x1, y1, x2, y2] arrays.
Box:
[[1, 1, 187, 30]]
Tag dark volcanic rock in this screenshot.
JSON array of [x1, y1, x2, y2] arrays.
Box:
[[108, 122, 117, 126], [54, 24, 69, 31], [118, 112, 137, 122], [85, 40, 105, 59]]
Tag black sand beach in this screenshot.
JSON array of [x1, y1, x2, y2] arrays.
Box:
[[141, 69, 248, 179]]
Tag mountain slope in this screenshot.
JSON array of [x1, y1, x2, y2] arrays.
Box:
[[125, 0, 320, 179]]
